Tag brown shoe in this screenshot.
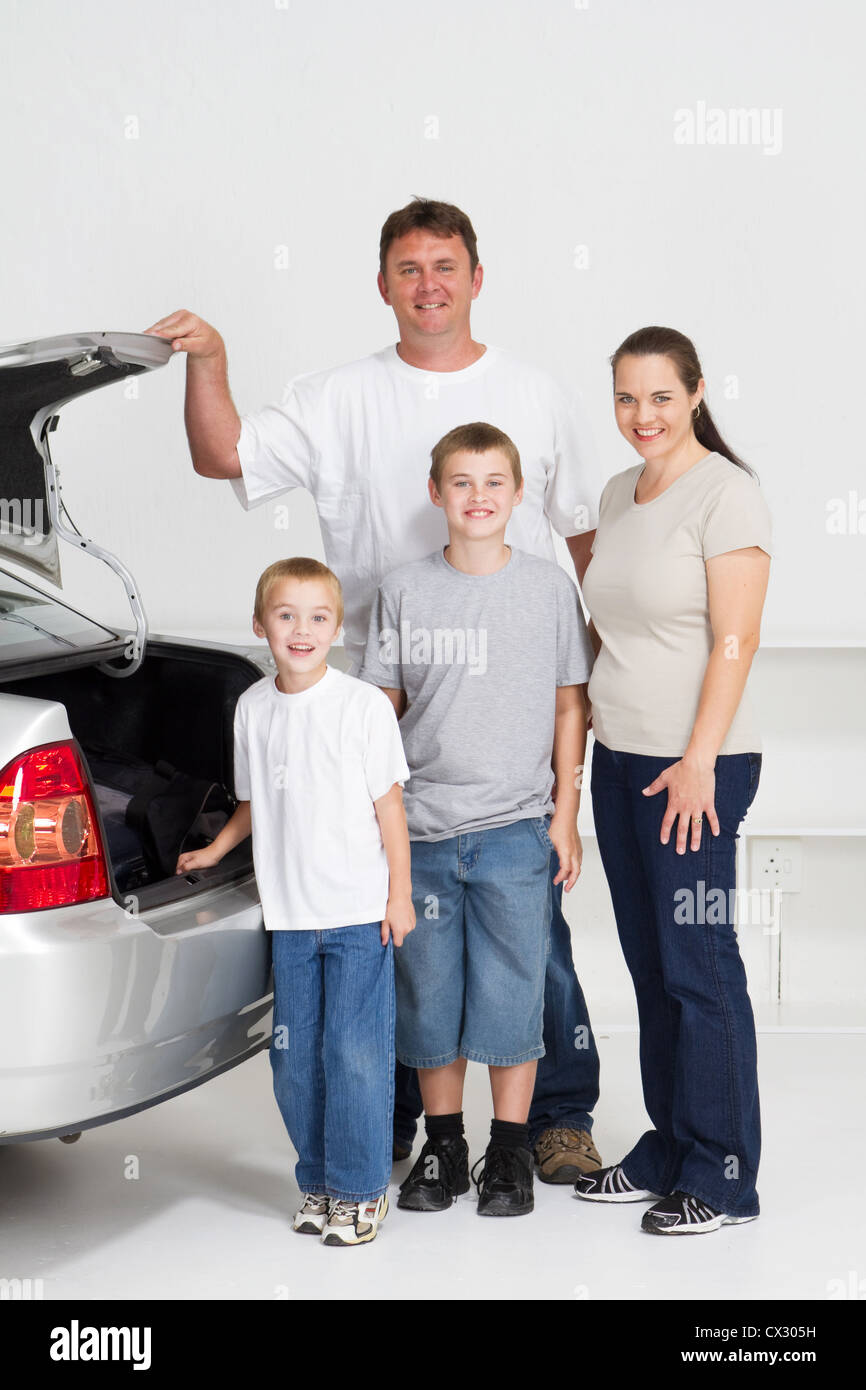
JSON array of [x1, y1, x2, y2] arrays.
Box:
[[534, 1127, 603, 1184]]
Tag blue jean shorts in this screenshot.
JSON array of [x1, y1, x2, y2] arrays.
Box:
[[395, 815, 553, 1068]]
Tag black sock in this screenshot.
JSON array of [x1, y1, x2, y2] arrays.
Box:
[[425, 1111, 464, 1141], [490, 1118, 530, 1151]]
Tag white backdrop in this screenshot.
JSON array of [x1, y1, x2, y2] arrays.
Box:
[[2, 0, 863, 643]]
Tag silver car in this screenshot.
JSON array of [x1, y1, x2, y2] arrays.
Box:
[[0, 331, 273, 1144]]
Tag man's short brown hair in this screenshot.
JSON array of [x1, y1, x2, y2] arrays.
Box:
[[253, 557, 344, 628], [429, 422, 522, 494], [379, 198, 479, 276]]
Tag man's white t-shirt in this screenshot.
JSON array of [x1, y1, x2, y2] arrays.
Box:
[[231, 344, 602, 671], [232, 664, 411, 930]]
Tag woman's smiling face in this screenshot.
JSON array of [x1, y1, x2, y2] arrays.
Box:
[[613, 353, 704, 460]]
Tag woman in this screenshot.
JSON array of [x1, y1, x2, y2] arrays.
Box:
[[577, 326, 771, 1234]]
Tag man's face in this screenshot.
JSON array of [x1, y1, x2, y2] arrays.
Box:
[[377, 230, 483, 343], [428, 448, 523, 541], [252, 577, 341, 673]]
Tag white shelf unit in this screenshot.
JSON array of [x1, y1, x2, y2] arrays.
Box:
[[577, 644, 866, 1029], [579, 644, 866, 835]]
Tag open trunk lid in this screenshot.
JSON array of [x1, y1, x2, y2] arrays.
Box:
[[0, 331, 173, 676]]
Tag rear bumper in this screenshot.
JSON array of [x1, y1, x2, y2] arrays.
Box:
[[0, 881, 272, 1141]]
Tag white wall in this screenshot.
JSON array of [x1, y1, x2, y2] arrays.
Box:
[[2, 0, 863, 642]]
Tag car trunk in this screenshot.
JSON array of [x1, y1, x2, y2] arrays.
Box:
[[0, 639, 261, 910], [0, 332, 262, 912]]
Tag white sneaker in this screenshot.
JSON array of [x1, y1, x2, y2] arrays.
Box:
[[321, 1193, 389, 1246], [293, 1192, 331, 1235]]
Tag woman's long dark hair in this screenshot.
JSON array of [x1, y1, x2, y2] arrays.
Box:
[[610, 326, 755, 477]]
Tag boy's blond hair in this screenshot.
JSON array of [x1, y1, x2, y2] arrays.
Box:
[[429, 422, 523, 494], [253, 557, 344, 628]]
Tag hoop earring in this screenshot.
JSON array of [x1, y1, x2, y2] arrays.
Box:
[[692, 403, 702, 421]]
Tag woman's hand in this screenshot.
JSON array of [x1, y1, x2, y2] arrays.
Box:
[[642, 756, 719, 853]]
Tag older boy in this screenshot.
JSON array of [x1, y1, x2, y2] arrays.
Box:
[[360, 423, 592, 1215]]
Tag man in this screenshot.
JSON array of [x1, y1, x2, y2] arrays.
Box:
[[145, 197, 604, 1183]]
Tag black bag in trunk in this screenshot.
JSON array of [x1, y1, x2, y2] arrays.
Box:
[[85, 746, 235, 880]]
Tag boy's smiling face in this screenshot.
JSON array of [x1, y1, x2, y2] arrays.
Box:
[[252, 577, 341, 674], [428, 447, 523, 541]]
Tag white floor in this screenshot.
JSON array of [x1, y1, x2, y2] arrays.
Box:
[[3, 1027, 863, 1302]]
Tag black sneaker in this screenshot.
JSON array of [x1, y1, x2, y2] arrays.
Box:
[[573, 1163, 660, 1203], [397, 1134, 470, 1211], [641, 1190, 758, 1235], [472, 1143, 534, 1217]]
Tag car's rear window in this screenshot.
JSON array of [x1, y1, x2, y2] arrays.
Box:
[[0, 572, 121, 664]]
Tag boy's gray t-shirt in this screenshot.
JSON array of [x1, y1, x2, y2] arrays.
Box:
[[359, 546, 594, 841]]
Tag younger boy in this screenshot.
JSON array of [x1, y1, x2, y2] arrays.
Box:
[[177, 557, 414, 1246], [359, 423, 592, 1216]]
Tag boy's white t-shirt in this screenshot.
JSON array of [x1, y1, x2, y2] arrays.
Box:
[[230, 344, 603, 672], [233, 664, 410, 930]]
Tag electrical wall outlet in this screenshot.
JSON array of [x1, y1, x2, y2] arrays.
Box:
[[749, 838, 803, 893]]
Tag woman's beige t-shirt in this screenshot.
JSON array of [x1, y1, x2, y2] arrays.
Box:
[[582, 452, 772, 757]]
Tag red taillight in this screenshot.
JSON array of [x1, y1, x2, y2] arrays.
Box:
[[0, 741, 109, 911]]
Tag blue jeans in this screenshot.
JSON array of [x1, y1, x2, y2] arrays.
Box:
[[270, 923, 394, 1202], [527, 865, 601, 1145], [395, 817, 552, 1067], [591, 740, 762, 1217], [393, 830, 601, 1146], [394, 1061, 423, 1148]]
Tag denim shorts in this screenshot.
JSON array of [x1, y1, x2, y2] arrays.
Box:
[[395, 815, 553, 1068]]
